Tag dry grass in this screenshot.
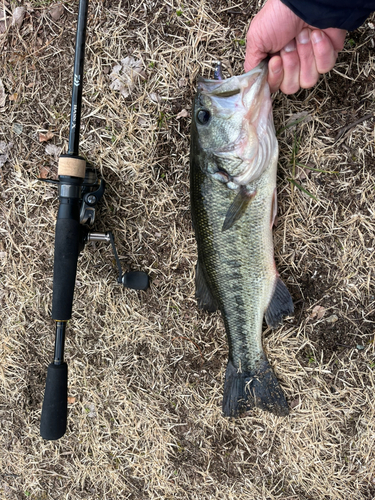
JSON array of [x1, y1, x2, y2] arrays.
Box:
[[1, 1, 375, 499]]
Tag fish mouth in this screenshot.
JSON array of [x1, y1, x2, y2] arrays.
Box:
[[197, 59, 268, 98], [196, 60, 269, 124]]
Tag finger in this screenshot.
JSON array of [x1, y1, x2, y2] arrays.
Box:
[[244, 49, 265, 72], [296, 28, 319, 88], [279, 40, 300, 94], [268, 55, 283, 93], [245, 28, 268, 72], [311, 30, 337, 74], [322, 28, 347, 52]]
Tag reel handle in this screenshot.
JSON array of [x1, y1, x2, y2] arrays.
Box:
[[40, 363, 68, 440], [122, 271, 149, 290]]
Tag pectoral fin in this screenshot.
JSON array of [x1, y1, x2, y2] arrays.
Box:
[[265, 277, 294, 328], [222, 188, 256, 232]]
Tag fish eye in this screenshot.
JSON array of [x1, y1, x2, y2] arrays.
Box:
[[197, 109, 211, 125]]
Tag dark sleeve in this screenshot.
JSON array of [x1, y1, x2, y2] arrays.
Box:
[[281, 0, 375, 30]]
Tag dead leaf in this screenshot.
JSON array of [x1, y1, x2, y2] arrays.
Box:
[[0, 78, 6, 108], [39, 165, 50, 179], [67, 396, 76, 404], [0, 141, 12, 153], [86, 402, 96, 418], [49, 3, 64, 21], [12, 123, 23, 135], [0, 8, 8, 33], [0, 155, 7, 167], [12, 6, 25, 27], [109, 57, 146, 98], [137, 115, 149, 127], [286, 111, 312, 130], [149, 92, 161, 103], [0, 141, 13, 167], [295, 165, 311, 181], [45, 143, 61, 160], [8, 93, 18, 102], [309, 305, 326, 320], [176, 109, 188, 119], [326, 314, 338, 324], [178, 77, 187, 88], [290, 398, 300, 409], [39, 131, 54, 142]]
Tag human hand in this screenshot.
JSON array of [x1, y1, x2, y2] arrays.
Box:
[[244, 0, 347, 94]]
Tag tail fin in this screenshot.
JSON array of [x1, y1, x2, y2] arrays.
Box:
[[222, 358, 289, 417]]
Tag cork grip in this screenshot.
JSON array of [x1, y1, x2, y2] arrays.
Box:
[[58, 157, 86, 178]]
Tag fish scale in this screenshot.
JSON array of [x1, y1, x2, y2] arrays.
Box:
[[190, 61, 294, 417]]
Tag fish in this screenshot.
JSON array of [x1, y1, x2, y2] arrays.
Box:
[[190, 61, 293, 417]]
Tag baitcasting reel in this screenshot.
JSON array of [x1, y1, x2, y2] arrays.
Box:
[[79, 167, 149, 291]]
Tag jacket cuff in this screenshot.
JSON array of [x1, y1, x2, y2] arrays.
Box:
[[281, 0, 373, 30]]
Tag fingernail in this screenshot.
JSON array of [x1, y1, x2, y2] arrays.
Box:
[[284, 40, 296, 53], [311, 30, 324, 44], [297, 28, 310, 45]]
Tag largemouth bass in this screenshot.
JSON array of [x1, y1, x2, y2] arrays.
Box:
[[190, 61, 293, 417]]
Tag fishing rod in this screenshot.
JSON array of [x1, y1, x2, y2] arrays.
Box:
[[39, 0, 149, 441]]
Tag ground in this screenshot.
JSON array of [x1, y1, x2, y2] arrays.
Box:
[[1, 1, 375, 499]]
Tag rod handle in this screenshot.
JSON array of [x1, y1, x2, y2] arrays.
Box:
[[52, 217, 81, 321], [58, 156, 86, 178], [40, 363, 68, 440]]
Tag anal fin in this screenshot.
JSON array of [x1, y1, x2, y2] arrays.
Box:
[[265, 276, 294, 328], [195, 259, 218, 312]]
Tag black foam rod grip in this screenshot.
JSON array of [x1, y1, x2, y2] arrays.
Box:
[[52, 217, 80, 321], [40, 363, 68, 440]]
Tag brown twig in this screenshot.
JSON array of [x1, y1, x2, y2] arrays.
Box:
[[334, 113, 374, 142]]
